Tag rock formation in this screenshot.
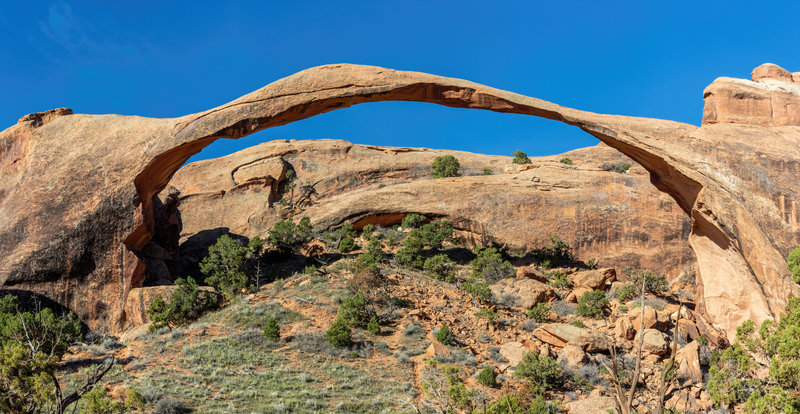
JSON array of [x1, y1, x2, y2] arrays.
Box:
[[1, 63, 798, 340], [166, 139, 694, 282]]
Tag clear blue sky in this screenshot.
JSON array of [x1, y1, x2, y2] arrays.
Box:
[[2, 1, 799, 163]]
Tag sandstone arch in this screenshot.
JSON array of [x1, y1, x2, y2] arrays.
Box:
[[1, 63, 798, 339]]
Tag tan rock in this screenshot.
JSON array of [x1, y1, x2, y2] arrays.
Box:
[[571, 268, 616, 290], [565, 396, 615, 414], [516, 265, 547, 283], [533, 323, 610, 352], [630, 307, 670, 332], [565, 287, 593, 303], [490, 278, 555, 309], [676, 340, 703, 384], [615, 316, 635, 340], [557, 345, 587, 370], [499, 341, 529, 367], [1, 63, 799, 340], [426, 341, 451, 357], [636, 329, 669, 356]]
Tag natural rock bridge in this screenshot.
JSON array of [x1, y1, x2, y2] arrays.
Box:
[[1, 63, 798, 339]]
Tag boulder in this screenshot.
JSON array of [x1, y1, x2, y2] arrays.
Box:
[[490, 279, 555, 309], [565, 396, 616, 414], [426, 341, 451, 357], [516, 265, 547, 283], [571, 268, 616, 290], [533, 323, 611, 353], [499, 341, 529, 367], [565, 287, 594, 303], [676, 340, 703, 383], [635, 329, 669, 356], [615, 316, 635, 340], [630, 307, 670, 332], [557, 345, 587, 370]]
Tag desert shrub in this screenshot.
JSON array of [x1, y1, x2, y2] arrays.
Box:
[[263, 318, 280, 342], [614, 283, 637, 302], [571, 320, 586, 328], [482, 167, 493, 175], [396, 229, 425, 269], [367, 316, 381, 335], [512, 150, 531, 164], [483, 394, 558, 414], [559, 157, 573, 165], [325, 319, 353, 348], [401, 213, 427, 229], [462, 277, 492, 304], [552, 300, 576, 317], [81, 386, 128, 413], [338, 236, 356, 253], [435, 324, 453, 345], [575, 290, 609, 318], [707, 343, 758, 407], [788, 247, 800, 284], [419, 220, 454, 249], [477, 365, 498, 387], [629, 269, 669, 295], [337, 292, 369, 328], [547, 270, 573, 289], [528, 302, 552, 323], [476, 308, 499, 324], [533, 235, 573, 267], [470, 247, 514, 282], [431, 155, 461, 178], [424, 254, 456, 282], [600, 162, 631, 173], [361, 223, 376, 240], [200, 234, 259, 297], [153, 396, 190, 414], [351, 238, 383, 273], [146, 277, 218, 331], [513, 352, 563, 393], [403, 322, 424, 338], [267, 217, 312, 252], [744, 387, 800, 414]]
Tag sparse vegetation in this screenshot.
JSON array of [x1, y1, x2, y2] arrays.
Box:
[[559, 157, 573, 165], [424, 254, 456, 282], [146, 276, 219, 331], [575, 289, 609, 318], [435, 324, 453, 345], [325, 319, 353, 348], [401, 213, 427, 229], [431, 155, 461, 178], [512, 150, 531, 164], [263, 317, 280, 341], [200, 234, 266, 297], [600, 162, 632, 173], [481, 167, 493, 175], [267, 217, 312, 252], [528, 302, 552, 323], [470, 247, 514, 282], [477, 365, 498, 388], [513, 351, 563, 393]]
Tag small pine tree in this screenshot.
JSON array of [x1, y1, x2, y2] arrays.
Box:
[[326, 319, 352, 348], [430, 155, 461, 178], [367, 316, 381, 335], [263, 317, 280, 342], [575, 289, 609, 318], [512, 150, 531, 164], [435, 324, 453, 345], [477, 365, 498, 387]]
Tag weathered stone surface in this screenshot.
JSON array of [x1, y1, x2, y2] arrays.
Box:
[[557, 344, 587, 370], [1, 63, 798, 339], [516, 265, 547, 283], [490, 278, 556, 309], [565, 396, 615, 414], [426, 341, 451, 357], [170, 139, 694, 282], [615, 316, 635, 340], [533, 323, 610, 352], [630, 306, 670, 332], [571, 268, 616, 290], [499, 341, 528, 367], [636, 329, 669, 356], [676, 340, 703, 383]]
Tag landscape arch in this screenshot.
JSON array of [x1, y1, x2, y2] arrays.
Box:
[[1, 63, 798, 340]]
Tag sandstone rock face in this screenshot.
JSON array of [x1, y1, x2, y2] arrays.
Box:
[[557, 344, 587, 370], [499, 341, 529, 367], [169, 139, 694, 281], [676, 340, 703, 383], [565, 396, 615, 414], [570, 268, 616, 290], [1, 63, 798, 338], [636, 329, 669, 356]]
